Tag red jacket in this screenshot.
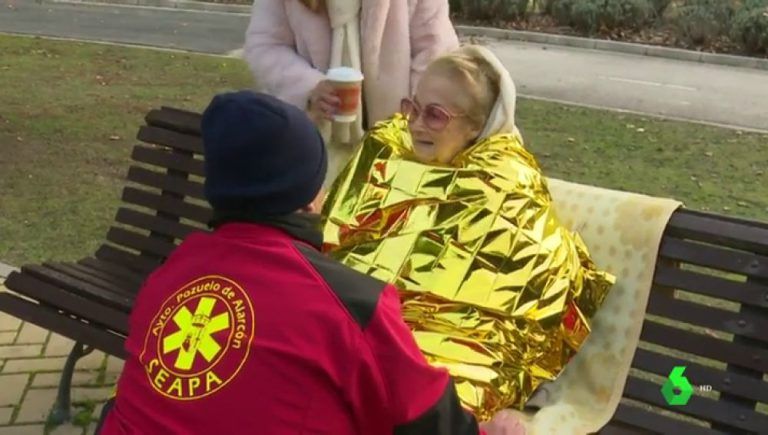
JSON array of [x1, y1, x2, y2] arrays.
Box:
[[101, 215, 483, 434]]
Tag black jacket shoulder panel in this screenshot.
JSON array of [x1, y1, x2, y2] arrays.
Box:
[[294, 243, 387, 329]]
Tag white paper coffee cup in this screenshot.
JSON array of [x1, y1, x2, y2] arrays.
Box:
[[326, 67, 364, 123]]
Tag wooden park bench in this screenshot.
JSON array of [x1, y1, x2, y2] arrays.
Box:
[[0, 107, 765, 433]]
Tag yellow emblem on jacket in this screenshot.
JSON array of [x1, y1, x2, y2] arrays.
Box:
[[140, 276, 255, 401]]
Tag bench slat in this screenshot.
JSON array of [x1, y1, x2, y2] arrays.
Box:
[[660, 236, 768, 281], [631, 347, 768, 404], [66, 263, 129, 289], [145, 107, 201, 136], [4, 272, 129, 333], [640, 321, 768, 372], [679, 209, 768, 231], [77, 257, 145, 288], [95, 245, 160, 274], [106, 227, 176, 259], [127, 166, 205, 200], [667, 211, 768, 256], [715, 273, 768, 431], [646, 291, 768, 343], [22, 265, 133, 313], [43, 262, 131, 295], [609, 402, 726, 435], [137, 125, 203, 155], [115, 208, 200, 242], [122, 187, 212, 224], [653, 264, 768, 309], [622, 376, 768, 433], [131, 145, 204, 177], [66, 263, 142, 295], [0, 293, 127, 358], [598, 422, 647, 435]]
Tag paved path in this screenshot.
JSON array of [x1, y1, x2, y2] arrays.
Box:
[[0, 265, 117, 434], [0, 291, 119, 434], [3, 1, 768, 131], [489, 39, 768, 132]]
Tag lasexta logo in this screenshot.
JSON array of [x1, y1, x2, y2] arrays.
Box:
[[661, 366, 694, 405]]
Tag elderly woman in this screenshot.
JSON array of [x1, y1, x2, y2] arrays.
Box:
[[244, 0, 459, 180], [322, 45, 614, 421]]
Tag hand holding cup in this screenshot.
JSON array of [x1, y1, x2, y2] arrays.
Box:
[[308, 80, 341, 122]]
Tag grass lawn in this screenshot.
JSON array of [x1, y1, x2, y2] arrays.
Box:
[[0, 35, 252, 265], [1, 34, 767, 267]]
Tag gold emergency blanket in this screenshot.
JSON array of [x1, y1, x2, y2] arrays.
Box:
[[322, 116, 614, 419]]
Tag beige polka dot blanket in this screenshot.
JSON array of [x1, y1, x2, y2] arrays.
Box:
[[509, 178, 681, 434]]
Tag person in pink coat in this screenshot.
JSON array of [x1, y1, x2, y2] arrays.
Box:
[[243, 0, 459, 137]]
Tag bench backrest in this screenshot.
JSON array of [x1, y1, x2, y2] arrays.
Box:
[[116, 107, 767, 433], [610, 211, 768, 434], [96, 107, 210, 277]]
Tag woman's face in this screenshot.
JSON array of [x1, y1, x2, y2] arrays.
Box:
[[405, 71, 483, 165]]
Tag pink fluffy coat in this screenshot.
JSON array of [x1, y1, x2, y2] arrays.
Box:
[[244, 0, 459, 127]]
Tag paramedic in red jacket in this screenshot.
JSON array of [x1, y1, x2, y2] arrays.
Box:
[[96, 91, 522, 434]]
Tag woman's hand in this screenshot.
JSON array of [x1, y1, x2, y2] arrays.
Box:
[[480, 411, 526, 435], [308, 80, 340, 122]]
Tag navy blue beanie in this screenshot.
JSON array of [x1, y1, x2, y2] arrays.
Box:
[[201, 91, 327, 216]]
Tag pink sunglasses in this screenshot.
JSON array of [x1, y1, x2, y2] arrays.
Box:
[[400, 98, 465, 132]]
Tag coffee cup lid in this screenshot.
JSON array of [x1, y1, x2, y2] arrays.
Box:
[[327, 67, 364, 82]]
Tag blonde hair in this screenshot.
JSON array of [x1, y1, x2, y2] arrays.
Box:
[[425, 45, 501, 130]]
